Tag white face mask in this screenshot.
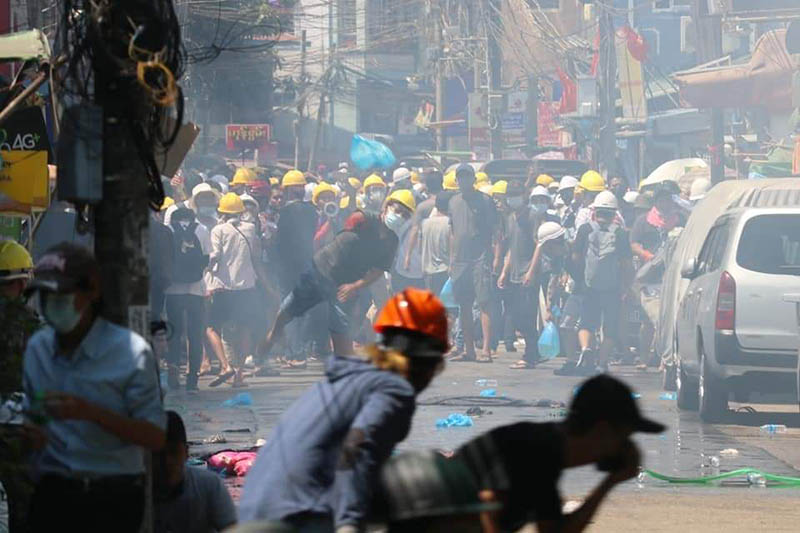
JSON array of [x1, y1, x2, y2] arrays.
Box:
[[42, 293, 84, 334], [384, 210, 408, 236]]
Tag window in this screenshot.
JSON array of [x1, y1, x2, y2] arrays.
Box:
[[696, 227, 720, 275], [653, 0, 692, 12], [736, 215, 800, 275], [707, 224, 729, 272]]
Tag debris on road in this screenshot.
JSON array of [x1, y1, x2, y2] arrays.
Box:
[[719, 448, 740, 457], [465, 406, 492, 417], [435, 413, 474, 428], [203, 433, 227, 444], [479, 388, 497, 397], [221, 392, 253, 407]]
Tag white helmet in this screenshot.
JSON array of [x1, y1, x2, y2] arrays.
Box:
[[392, 167, 411, 184], [530, 185, 550, 199], [558, 175, 578, 191], [690, 178, 711, 201], [592, 190, 619, 210], [239, 193, 259, 209], [537, 221, 566, 244], [623, 190, 640, 204], [304, 183, 316, 202]]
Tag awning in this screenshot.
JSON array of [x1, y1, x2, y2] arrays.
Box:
[[672, 29, 795, 111]]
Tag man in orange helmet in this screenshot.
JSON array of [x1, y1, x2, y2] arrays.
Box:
[[239, 288, 448, 533]]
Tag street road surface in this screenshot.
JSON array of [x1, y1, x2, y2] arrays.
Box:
[[161, 349, 800, 532]]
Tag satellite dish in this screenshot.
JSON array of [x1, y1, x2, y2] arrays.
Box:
[[787, 21, 800, 55]]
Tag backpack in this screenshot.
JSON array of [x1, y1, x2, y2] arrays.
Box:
[[170, 211, 208, 284], [584, 221, 621, 289]]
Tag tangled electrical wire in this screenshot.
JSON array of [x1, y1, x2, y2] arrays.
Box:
[[57, 0, 186, 209]]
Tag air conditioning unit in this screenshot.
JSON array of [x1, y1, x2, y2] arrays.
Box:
[[680, 16, 696, 53], [708, 0, 799, 16]]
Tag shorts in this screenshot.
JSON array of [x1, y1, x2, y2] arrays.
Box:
[[560, 294, 583, 330], [209, 288, 263, 334], [579, 289, 621, 341], [451, 259, 492, 309], [280, 265, 356, 335]]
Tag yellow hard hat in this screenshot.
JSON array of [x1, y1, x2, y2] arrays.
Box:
[[160, 196, 175, 211], [0, 240, 33, 281], [363, 174, 387, 190], [312, 182, 338, 206], [385, 189, 416, 212], [490, 180, 508, 196], [231, 167, 257, 186], [348, 177, 362, 190], [410, 171, 421, 185], [536, 174, 555, 187], [282, 169, 306, 188], [475, 171, 490, 186], [218, 192, 245, 214], [269, 177, 280, 187], [442, 171, 458, 191], [579, 170, 605, 192]]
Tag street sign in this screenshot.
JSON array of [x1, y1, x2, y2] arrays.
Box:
[[538, 102, 562, 147], [468, 92, 489, 149], [225, 124, 271, 152]]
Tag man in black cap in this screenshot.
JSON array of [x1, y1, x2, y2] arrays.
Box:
[[22, 242, 166, 532], [456, 374, 665, 532]]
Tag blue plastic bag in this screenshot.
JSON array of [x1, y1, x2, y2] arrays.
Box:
[[221, 392, 253, 407], [537, 321, 560, 360], [479, 389, 497, 397], [350, 135, 396, 170], [439, 277, 456, 309], [435, 413, 474, 428]]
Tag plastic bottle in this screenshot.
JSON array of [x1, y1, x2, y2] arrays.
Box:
[[659, 392, 677, 400], [475, 379, 498, 388], [747, 472, 767, 487], [759, 424, 788, 435]]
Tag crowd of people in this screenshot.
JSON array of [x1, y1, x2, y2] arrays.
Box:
[[0, 154, 708, 532], [149, 159, 703, 390]]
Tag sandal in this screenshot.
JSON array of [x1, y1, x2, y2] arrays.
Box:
[[209, 370, 235, 388], [448, 353, 474, 363], [509, 360, 534, 369], [253, 366, 281, 377], [475, 356, 493, 364], [232, 380, 249, 388]]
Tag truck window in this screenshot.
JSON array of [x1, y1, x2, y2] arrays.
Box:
[[736, 215, 800, 275]]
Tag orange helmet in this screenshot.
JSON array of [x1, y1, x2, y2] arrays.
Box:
[[374, 288, 449, 353]]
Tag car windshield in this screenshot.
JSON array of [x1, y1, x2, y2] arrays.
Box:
[[736, 214, 800, 275]]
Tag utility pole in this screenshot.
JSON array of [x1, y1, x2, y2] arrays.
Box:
[[486, 0, 503, 160], [432, 0, 445, 152], [692, 0, 725, 185], [526, 73, 539, 155], [597, 4, 618, 177]]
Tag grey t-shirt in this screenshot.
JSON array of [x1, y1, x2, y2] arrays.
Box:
[[421, 213, 451, 275], [412, 196, 436, 226], [448, 192, 497, 273], [155, 466, 237, 533]]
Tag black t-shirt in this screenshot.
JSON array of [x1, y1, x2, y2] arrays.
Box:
[[313, 211, 399, 285], [275, 201, 318, 283], [630, 213, 666, 255], [457, 422, 565, 531]]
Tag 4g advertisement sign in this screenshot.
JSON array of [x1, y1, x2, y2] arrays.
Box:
[[0, 106, 53, 161]]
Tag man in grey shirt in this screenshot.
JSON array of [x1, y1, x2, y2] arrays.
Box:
[[23, 243, 166, 533], [155, 411, 237, 533]]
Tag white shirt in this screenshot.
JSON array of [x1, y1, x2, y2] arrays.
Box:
[[421, 211, 451, 275], [165, 222, 212, 297], [208, 219, 260, 291]]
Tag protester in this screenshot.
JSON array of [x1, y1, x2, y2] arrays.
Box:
[[239, 288, 449, 532], [447, 164, 498, 363], [457, 374, 664, 532], [556, 175, 579, 232], [421, 191, 453, 297], [271, 169, 317, 371], [165, 206, 211, 391], [403, 169, 444, 272], [0, 240, 36, 533], [259, 188, 407, 357], [389, 189, 422, 291], [23, 243, 166, 533], [207, 193, 267, 388], [154, 411, 237, 533], [573, 170, 606, 230], [573, 192, 633, 372]]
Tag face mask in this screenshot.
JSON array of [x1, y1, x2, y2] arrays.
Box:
[[368, 190, 385, 204], [529, 203, 547, 216], [42, 293, 84, 334], [507, 196, 524, 209], [197, 206, 216, 219], [384, 210, 408, 236]]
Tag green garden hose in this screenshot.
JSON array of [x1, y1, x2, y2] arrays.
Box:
[[644, 468, 800, 485]]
